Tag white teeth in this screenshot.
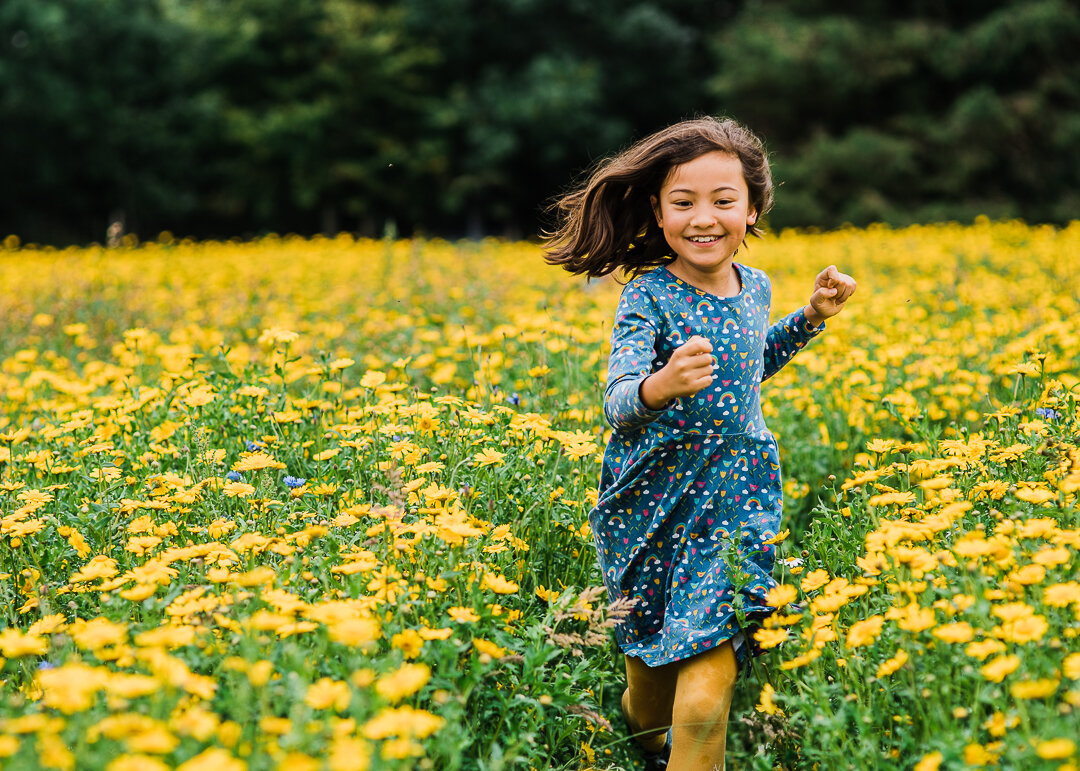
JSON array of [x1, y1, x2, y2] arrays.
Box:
[[688, 236, 719, 242]]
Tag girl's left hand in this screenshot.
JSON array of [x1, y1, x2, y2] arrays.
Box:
[[807, 265, 856, 322]]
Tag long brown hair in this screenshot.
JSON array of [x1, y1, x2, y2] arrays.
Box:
[[543, 117, 773, 280]]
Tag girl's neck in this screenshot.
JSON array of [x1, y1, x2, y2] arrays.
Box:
[[667, 258, 741, 298]]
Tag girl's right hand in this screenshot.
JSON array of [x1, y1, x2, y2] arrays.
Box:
[[639, 335, 714, 410]]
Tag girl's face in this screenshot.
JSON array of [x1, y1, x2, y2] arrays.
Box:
[[651, 151, 758, 289]]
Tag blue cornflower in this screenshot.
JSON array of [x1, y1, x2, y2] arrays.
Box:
[[246, 440, 264, 451], [225, 471, 242, 482], [1035, 407, 1060, 421], [507, 392, 521, 406], [283, 476, 306, 489]]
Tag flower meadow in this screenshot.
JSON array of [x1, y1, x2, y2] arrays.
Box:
[[1, 219, 1079, 771]]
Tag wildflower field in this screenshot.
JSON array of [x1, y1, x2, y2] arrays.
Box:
[[1, 220, 1079, 771]]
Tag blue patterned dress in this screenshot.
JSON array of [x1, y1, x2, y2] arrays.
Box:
[[592, 263, 824, 666]]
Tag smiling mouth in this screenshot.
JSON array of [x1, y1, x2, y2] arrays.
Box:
[[687, 235, 721, 243]]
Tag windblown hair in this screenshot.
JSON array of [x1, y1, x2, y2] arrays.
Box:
[[543, 116, 773, 280]]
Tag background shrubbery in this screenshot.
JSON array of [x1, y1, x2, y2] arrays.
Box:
[[3, 0, 1079, 243]]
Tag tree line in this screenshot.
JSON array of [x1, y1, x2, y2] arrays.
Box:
[[2, 0, 1078, 245]]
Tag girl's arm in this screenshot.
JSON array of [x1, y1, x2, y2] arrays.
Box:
[[604, 289, 671, 431], [762, 307, 824, 381], [763, 265, 856, 381]]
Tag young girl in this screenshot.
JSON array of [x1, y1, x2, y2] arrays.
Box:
[[544, 117, 855, 770]]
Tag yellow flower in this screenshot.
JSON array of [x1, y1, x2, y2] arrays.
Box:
[[126, 728, 180, 755], [1035, 738, 1076, 760], [980, 654, 1021, 683], [963, 743, 997, 766], [274, 753, 317, 771], [1043, 582, 1080, 607], [866, 439, 897, 455], [359, 370, 387, 389], [867, 491, 917, 507], [38, 733, 75, 770], [755, 683, 783, 715], [69, 555, 119, 583], [913, 751, 943, 771], [995, 614, 1048, 644], [120, 583, 158, 601], [105, 674, 160, 699], [175, 748, 246, 771], [351, 669, 376, 687], [327, 618, 381, 648], [473, 448, 506, 467], [362, 706, 444, 740], [1008, 563, 1046, 586], [1032, 546, 1071, 567], [232, 452, 281, 472], [0, 427, 31, 444], [448, 606, 480, 623], [765, 583, 797, 608], [535, 585, 559, 603], [169, 706, 219, 742], [753, 628, 788, 650], [305, 678, 351, 711], [327, 736, 372, 771], [964, 639, 1005, 660], [480, 573, 519, 594], [247, 661, 274, 687], [1007, 361, 1040, 376], [845, 615, 884, 648], [222, 482, 255, 497], [1064, 653, 1080, 680], [472, 637, 507, 658], [875, 649, 909, 678], [1009, 678, 1059, 699], [886, 602, 936, 633], [391, 629, 424, 659], [779, 649, 821, 670], [70, 617, 128, 650], [762, 529, 791, 546], [375, 663, 431, 703], [931, 621, 974, 644], [1014, 486, 1056, 504], [982, 711, 1019, 738], [257, 328, 298, 345], [800, 569, 830, 593], [235, 385, 269, 398], [0, 628, 48, 657]]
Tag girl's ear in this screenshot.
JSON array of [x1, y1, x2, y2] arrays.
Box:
[[650, 195, 662, 227], [747, 207, 758, 226]]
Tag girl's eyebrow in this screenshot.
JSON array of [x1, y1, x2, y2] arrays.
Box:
[[668, 186, 739, 195]]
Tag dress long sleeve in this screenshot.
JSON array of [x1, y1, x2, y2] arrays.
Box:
[[762, 309, 824, 381], [603, 287, 669, 432]]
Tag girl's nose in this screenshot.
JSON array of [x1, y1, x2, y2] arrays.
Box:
[[691, 210, 717, 227]]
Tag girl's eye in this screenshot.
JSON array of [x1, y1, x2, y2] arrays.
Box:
[[673, 201, 691, 208]]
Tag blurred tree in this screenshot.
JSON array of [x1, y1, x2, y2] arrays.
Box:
[[178, 0, 438, 235], [0, 0, 213, 243], [2, 0, 1077, 243], [391, 0, 739, 235], [707, 0, 1080, 228]]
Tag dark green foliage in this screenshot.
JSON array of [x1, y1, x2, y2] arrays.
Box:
[[710, 0, 1080, 228], [1, 0, 1077, 243], [0, 0, 211, 243]]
